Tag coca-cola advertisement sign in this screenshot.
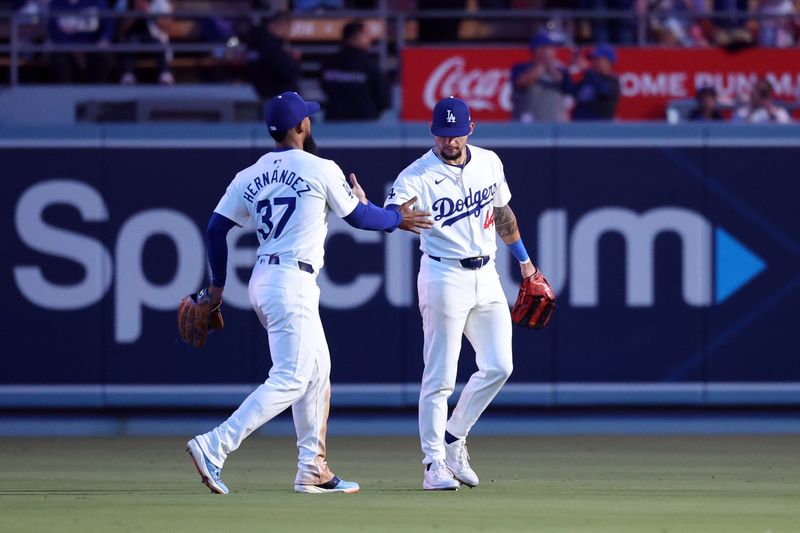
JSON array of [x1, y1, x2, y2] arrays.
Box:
[[402, 47, 800, 121], [404, 47, 529, 121]]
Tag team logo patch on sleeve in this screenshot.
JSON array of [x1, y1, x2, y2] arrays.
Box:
[[342, 181, 354, 199]]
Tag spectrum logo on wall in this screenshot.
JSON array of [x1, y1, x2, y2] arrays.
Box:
[[534, 207, 766, 308]]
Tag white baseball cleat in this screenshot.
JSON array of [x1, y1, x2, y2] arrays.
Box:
[[187, 438, 229, 495], [294, 476, 360, 494], [423, 459, 460, 490], [445, 439, 479, 487]]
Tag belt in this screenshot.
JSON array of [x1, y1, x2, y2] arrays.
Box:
[[428, 255, 490, 270], [266, 255, 314, 274]]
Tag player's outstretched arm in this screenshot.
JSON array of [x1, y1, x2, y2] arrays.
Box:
[[494, 204, 536, 279], [344, 167, 433, 235], [344, 196, 432, 233], [349, 174, 433, 233]]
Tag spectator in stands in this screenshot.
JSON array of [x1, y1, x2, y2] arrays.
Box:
[[47, 0, 114, 83], [571, 44, 620, 120], [688, 86, 724, 120], [711, 0, 756, 50], [116, 0, 174, 85], [757, 0, 798, 47], [191, 16, 240, 82], [321, 21, 390, 121], [15, 0, 47, 16], [13, 0, 49, 80], [244, 11, 302, 102], [649, 0, 711, 46], [511, 31, 574, 123], [734, 78, 792, 123]]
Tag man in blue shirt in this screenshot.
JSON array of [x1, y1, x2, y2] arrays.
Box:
[[571, 44, 621, 121], [48, 0, 114, 83]]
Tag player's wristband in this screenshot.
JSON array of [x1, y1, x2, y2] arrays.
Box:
[[507, 238, 530, 264]]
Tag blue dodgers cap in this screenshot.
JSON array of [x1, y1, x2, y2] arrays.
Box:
[[529, 31, 557, 50], [430, 96, 471, 137], [264, 91, 321, 132], [589, 43, 618, 64]]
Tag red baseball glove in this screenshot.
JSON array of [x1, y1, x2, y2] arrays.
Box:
[[177, 288, 224, 349], [511, 270, 556, 329]]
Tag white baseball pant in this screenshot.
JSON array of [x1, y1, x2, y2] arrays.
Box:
[[194, 257, 335, 486], [417, 254, 513, 464]]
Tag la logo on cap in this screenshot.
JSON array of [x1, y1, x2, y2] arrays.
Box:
[[446, 109, 456, 123]]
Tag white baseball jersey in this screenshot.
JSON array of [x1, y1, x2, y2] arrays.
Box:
[[197, 146, 359, 487], [384, 145, 511, 258], [214, 148, 359, 270], [385, 143, 515, 468]]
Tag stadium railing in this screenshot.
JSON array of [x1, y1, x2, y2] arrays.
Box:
[[1, 7, 791, 87]]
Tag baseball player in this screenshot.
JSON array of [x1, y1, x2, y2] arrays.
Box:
[[186, 91, 431, 495], [385, 96, 539, 490]]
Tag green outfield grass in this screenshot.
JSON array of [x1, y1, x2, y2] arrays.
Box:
[[1, 435, 799, 533]]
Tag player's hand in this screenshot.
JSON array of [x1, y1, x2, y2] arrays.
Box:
[[349, 173, 368, 205], [398, 196, 433, 234]]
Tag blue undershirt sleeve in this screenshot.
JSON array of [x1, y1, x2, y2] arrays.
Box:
[[507, 238, 530, 263], [206, 212, 237, 287], [383, 204, 402, 233], [343, 201, 402, 231]]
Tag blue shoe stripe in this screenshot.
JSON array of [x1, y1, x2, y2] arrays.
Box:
[[316, 476, 341, 490]]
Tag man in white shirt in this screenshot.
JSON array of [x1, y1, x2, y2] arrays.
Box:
[[734, 78, 792, 124], [385, 96, 544, 490]]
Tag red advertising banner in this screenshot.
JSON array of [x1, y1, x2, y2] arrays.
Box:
[[402, 47, 800, 121]]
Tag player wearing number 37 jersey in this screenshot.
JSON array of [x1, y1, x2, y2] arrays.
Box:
[[186, 91, 431, 495]]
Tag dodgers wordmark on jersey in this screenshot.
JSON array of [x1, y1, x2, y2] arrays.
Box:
[[384, 145, 511, 259], [214, 148, 359, 271]]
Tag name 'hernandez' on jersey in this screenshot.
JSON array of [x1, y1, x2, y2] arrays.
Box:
[[384, 144, 512, 259], [214, 148, 359, 271]]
